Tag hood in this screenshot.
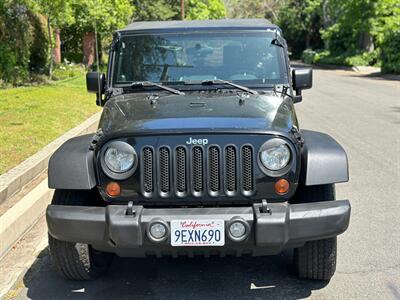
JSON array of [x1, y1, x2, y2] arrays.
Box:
[[98, 92, 298, 137]]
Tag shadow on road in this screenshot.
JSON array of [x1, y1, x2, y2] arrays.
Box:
[[22, 247, 328, 300]]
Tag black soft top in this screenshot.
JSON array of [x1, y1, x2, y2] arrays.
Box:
[[118, 19, 280, 34]]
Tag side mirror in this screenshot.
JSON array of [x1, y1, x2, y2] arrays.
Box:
[[292, 68, 313, 103], [86, 72, 106, 106]]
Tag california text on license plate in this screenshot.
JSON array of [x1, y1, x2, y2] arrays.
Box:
[[171, 219, 225, 246]]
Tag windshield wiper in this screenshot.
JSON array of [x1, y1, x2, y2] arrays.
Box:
[[130, 81, 185, 95], [200, 79, 258, 95]]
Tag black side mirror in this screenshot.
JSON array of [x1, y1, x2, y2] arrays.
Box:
[[292, 68, 313, 103], [86, 72, 106, 106]]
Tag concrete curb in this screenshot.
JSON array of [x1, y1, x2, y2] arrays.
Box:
[[0, 179, 53, 259], [0, 112, 101, 204], [0, 112, 101, 260]]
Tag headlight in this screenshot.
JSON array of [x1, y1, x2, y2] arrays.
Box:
[[105, 147, 134, 173], [101, 141, 137, 179], [260, 143, 290, 171]]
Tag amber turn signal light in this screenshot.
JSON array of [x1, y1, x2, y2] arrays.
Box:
[[106, 182, 121, 197], [275, 179, 290, 195]]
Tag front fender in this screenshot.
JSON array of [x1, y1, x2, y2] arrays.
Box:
[[300, 130, 349, 186], [48, 134, 96, 190]]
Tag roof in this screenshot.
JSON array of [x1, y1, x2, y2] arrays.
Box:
[[119, 19, 279, 33]]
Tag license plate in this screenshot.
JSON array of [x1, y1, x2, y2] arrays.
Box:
[[171, 219, 225, 247]]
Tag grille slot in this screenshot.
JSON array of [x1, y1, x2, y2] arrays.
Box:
[[241, 146, 254, 194], [208, 146, 220, 194], [175, 147, 187, 195], [159, 147, 170, 195], [225, 146, 237, 195], [192, 147, 204, 194], [142, 147, 154, 195]]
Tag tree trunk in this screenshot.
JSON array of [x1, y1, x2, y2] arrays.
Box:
[[83, 32, 96, 68], [47, 17, 53, 78], [180, 0, 185, 20], [322, 0, 330, 49], [359, 32, 374, 52], [306, 33, 311, 49], [53, 28, 61, 64]]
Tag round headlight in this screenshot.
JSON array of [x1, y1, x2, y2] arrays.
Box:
[[104, 146, 135, 173], [101, 141, 137, 180], [260, 144, 290, 171]]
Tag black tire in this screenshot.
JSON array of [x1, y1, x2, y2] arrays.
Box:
[[48, 190, 113, 280], [294, 237, 337, 281], [294, 184, 337, 280]]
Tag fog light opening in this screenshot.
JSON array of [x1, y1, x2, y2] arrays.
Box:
[[147, 219, 169, 243], [227, 218, 250, 242], [229, 222, 246, 238]]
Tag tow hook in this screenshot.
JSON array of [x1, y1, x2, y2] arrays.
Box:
[[261, 199, 272, 215], [126, 201, 136, 216]]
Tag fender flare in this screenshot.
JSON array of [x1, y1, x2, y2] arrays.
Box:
[[48, 134, 96, 190], [300, 130, 349, 186]]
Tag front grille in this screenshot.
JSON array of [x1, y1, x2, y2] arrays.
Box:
[[141, 145, 255, 198]]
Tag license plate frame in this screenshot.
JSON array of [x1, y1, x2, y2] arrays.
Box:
[[170, 219, 225, 247]]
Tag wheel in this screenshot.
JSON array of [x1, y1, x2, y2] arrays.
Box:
[[294, 184, 337, 280], [294, 237, 337, 281], [48, 190, 113, 280]]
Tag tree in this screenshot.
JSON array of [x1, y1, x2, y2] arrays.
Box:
[[35, 0, 74, 76], [132, 0, 178, 21], [277, 0, 323, 54], [223, 0, 282, 21], [186, 0, 226, 20], [71, 0, 134, 67]]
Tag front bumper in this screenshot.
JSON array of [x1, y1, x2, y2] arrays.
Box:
[[46, 200, 350, 257]]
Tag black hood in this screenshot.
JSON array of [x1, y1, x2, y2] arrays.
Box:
[[98, 92, 298, 137]]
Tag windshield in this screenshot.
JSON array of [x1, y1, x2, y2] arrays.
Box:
[[112, 31, 287, 86]]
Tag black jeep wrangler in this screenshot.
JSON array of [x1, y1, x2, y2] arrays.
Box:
[[46, 19, 350, 281]]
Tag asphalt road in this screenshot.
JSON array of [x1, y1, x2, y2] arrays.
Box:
[[6, 68, 400, 300]]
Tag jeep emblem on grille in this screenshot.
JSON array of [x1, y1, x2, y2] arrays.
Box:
[[186, 137, 208, 145]]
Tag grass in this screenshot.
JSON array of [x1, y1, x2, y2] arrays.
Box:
[[0, 75, 100, 175]]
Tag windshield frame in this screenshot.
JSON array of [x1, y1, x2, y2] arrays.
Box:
[[109, 30, 290, 91]]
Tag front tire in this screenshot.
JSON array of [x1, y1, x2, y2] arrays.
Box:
[[294, 237, 337, 280], [48, 190, 112, 280], [294, 184, 337, 280]]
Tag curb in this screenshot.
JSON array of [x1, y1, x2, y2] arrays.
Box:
[[0, 112, 101, 260], [0, 179, 53, 259], [0, 112, 101, 204]]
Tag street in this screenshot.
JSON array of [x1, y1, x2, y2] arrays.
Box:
[[4, 67, 400, 300]]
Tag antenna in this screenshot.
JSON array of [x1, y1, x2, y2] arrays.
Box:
[[94, 21, 101, 104]]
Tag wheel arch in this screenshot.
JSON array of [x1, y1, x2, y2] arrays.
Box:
[[300, 130, 349, 186], [48, 134, 97, 190]]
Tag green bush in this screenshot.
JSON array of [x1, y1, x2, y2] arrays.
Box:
[[0, 1, 50, 86], [28, 12, 50, 74], [380, 31, 400, 74], [312, 50, 378, 67], [302, 49, 318, 64]]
